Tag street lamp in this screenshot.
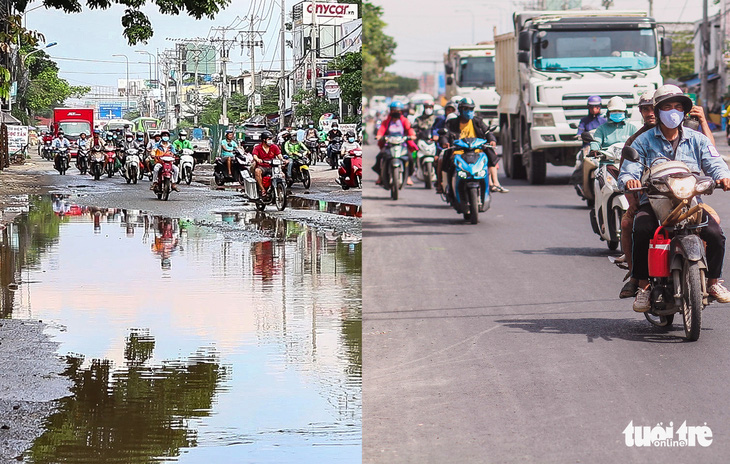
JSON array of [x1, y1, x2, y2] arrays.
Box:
[[112, 54, 129, 115], [23, 41, 57, 63], [136, 50, 157, 117]]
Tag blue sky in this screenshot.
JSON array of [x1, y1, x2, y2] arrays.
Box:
[[27, 0, 298, 88], [371, 0, 720, 76]]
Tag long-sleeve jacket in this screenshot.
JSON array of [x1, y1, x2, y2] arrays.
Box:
[[589, 120, 638, 151]]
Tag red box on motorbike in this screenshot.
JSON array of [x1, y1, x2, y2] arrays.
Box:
[[648, 227, 671, 278]]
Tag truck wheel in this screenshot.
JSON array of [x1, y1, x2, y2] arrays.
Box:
[[501, 122, 525, 179], [526, 151, 546, 185]]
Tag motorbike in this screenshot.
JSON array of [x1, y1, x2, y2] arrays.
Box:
[[104, 144, 118, 178], [623, 146, 722, 341], [416, 137, 437, 190], [304, 137, 320, 166], [588, 143, 629, 250], [379, 135, 410, 200], [54, 147, 70, 175], [213, 149, 251, 186], [76, 146, 89, 174], [123, 148, 142, 184], [248, 158, 287, 211], [143, 152, 156, 181], [41, 140, 52, 160], [153, 155, 176, 201], [327, 137, 343, 169], [179, 148, 195, 185], [285, 153, 311, 189], [574, 130, 598, 207], [89, 148, 105, 181], [445, 138, 492, 224], [338, 148, 363, 190]]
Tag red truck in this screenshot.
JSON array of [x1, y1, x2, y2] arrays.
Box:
[[52, 108, 94, 156]]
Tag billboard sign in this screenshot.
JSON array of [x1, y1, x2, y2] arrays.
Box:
[[98, 103, 123, 119], [7, 125, 28, 154], [340, 19, 362, 54], [295, 2, 359, 26]]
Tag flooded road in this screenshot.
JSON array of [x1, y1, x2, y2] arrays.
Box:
[[1, 196, 361, 463]]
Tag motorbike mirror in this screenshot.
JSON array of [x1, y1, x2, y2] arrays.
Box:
[[580, 131, 594, 143], [488, 124, 498, 132], [622, 145, 640, 163], [569, 122, 578, 129], [437, 128, 447, 136]]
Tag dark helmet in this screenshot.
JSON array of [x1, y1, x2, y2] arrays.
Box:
[[346, 130, 356, 137], [282, 131, 292, 140], [261, 130, 273, 142]]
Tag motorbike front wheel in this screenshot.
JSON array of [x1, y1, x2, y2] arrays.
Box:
[[131, 166, 138, 184], [185, 166, 192, 185], [274, 181, 287, 211], [682, 261, 703, 341], [467, 187, 479, 224], [302, 170, 311, 189], [162, 178, 171, 201], [424, 162, 433, 190], [390, 166, 400, 200]]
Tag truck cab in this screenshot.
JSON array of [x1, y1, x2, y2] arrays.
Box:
[[496, 11, 670, 184], [445, 44, 500, 128]]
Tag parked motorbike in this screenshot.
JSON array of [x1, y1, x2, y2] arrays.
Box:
[[379, 135, 410, 200], [248, 158, 287, 211], [623, 146, 722, 341], [327, 137, 343, 169], [588, 143, 629, 250], [444, 138, 492, 224], [213, 149, 251, 186], [89, 147, 105, 181], [416, 137, 437, 190], [153, 155, 176, 201], [285, 153, 311, 189], [76, 147, 89, 174], [338, 148, 363, 190], [54, 147, 70, 175], [123, 148, 142, 184], [179, 148, 195, 185]]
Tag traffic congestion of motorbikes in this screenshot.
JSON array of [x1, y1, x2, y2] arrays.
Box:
[[38, 120, 363, 211], [367, 84, 730, 341]]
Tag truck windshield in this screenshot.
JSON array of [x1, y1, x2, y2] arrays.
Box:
[[458, 56, 495, 87], [58, 122, 90, 137], [533, 28, 657, 72]]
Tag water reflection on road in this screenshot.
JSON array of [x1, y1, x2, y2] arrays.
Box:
[[0, 196, 362, 463]]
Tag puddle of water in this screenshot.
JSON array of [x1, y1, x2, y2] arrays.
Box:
[[1, 196, 361, 463], [288, 197, 362, 218]]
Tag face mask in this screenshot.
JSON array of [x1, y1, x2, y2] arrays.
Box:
[[137, 137, 143, 141], [463, 110, 475, 120], [424, 108, 433, 115], [308, 125, 313, 128], [348, 137, 355, 143], [180, 136, 186, 140], [659, 109, 684, 129], [162, 136, 170, 142], [609, 112, 625, 123], [390, 112, 401, 118], [126, 137, 133, 142]]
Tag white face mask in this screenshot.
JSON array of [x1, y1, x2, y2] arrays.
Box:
[[424, 108, 433, 115], [659, 109, 684, 129]]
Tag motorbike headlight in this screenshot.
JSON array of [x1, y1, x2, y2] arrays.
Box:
[[457, 171, 468, 178], [533, 112, 556, 127], [476, 170, 486, 177], [666, 176, 697, 199], [695, 178, 714, 194]]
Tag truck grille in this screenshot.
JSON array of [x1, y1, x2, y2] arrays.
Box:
[[562, 93, 636, 126], [478, 105, 498, 119]]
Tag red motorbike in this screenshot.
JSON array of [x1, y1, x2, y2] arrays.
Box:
[[337, 148, 362, 190], [153, 155, 176, 201], [104, 144, 118, 178]]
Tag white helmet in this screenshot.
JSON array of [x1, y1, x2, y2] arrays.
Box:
[[450, 95, 463, 104], [606, 96, 627, 112], [653, 84, 692, 113]]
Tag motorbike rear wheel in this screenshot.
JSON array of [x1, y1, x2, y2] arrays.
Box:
[[256, 201, 266, 211], [162, 178, 171, 201], [131, 166, 138, 184], [468, 187, 479, 224], [682, 262, 703, 341]]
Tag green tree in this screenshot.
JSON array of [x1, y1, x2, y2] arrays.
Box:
[[369, 73, 419, 97], [662, 31, 694, 82], [363, 2, 396, 97], [292, 89, 338, 124], [330, 52, 362, 118]]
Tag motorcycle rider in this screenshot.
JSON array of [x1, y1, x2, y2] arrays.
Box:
[[414, 101, 437, 141], [220, 129, 239, 177], [173, 129, 193, 153], [340, 130, 361, 180], [304, 121, 319, 141], [571, 96, 608, 189], [251, 130, 286, 195], [374, 100, 418, 186], [326, 122, 343, 167], [150, 130, 179, 192], [77, 131, 88, 149], [437, 97, 505, 193], [284, 135, 310, 179], [431, 102, 458, 145], [618, 84, 730, 311], [52, 130, 71, 170]]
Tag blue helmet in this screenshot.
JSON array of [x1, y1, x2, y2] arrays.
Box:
[[587, 95, 602, 106], [389, 101, 405, 111]]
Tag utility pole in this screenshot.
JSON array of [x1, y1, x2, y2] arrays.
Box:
[[701, 0, 710, 115], [310, 1, 317, 94], [239, 18, 264, 115], [210, 27, 234, 125], [648, 0, 653, 17], [280, 0, 287, 130]]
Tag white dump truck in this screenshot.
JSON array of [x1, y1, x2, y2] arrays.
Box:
[[444, 44, 500, 128], [495, 10, 670, 184]]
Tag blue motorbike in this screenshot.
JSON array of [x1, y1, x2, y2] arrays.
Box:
[[446, 138, 492, 224]]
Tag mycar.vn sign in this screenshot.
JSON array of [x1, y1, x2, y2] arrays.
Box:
[[301, 2, 358, 25]]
